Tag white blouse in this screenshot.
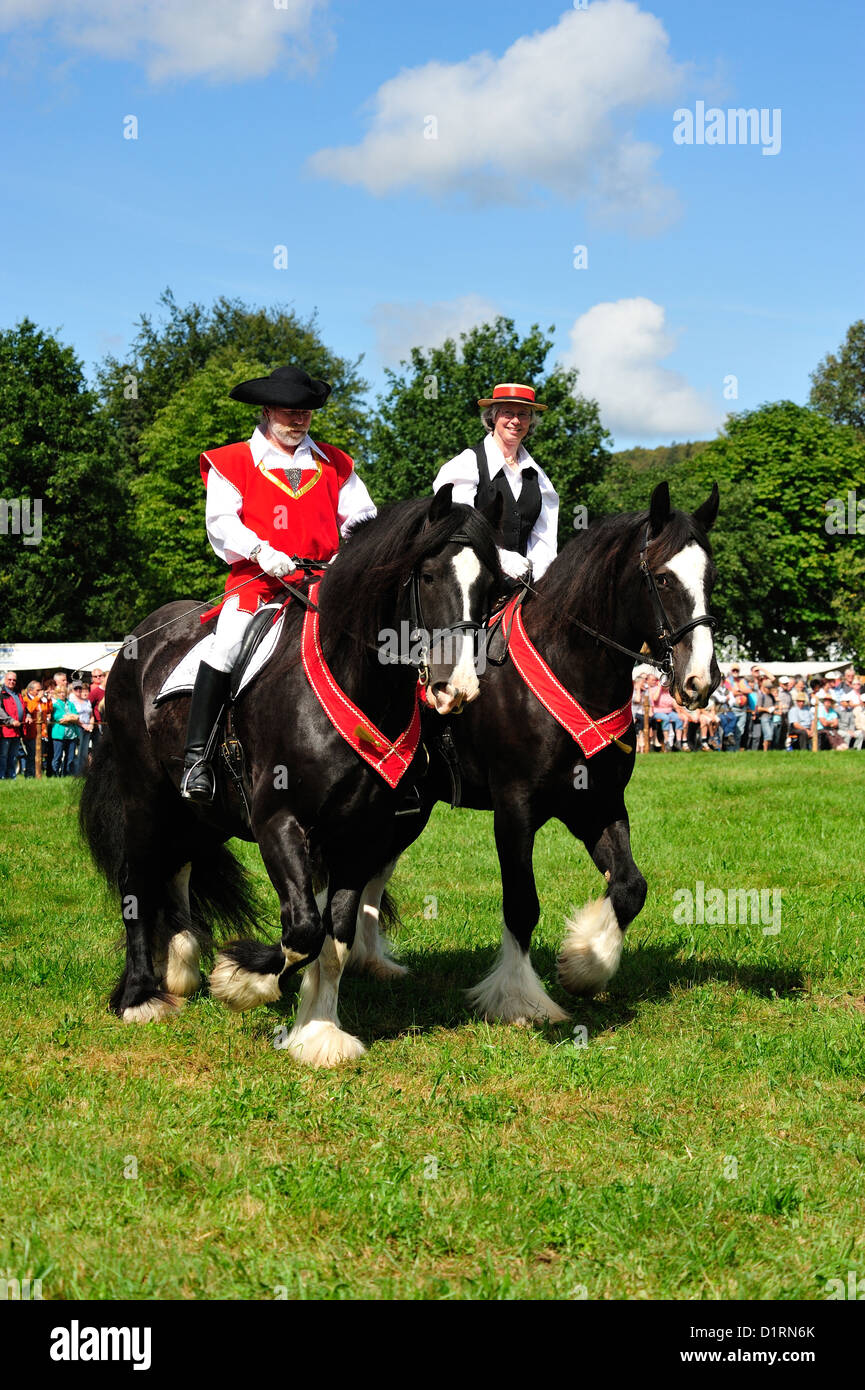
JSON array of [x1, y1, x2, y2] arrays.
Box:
[[433, 433, 559, 579], [205, 428, 377, 564]]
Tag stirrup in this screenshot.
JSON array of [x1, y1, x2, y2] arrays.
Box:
[[180, 755, 216, 802]]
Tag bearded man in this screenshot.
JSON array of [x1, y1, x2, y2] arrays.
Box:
[[181, 364, 376, 801]]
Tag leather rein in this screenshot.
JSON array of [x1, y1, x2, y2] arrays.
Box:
[[493, 523, 716, 683]]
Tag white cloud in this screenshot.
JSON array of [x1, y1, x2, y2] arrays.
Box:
[[369, 294, 499, 365], [309, 0, 685, 225], [0, 0, 328, 82], [564, 298, 720, 439]]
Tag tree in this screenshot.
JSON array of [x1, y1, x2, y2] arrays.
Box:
[[684, 401, 865, 660], [809, 320, 865, 434], [366, 317, 611, 543], [0, 320, 129, 640], [97, 289, 370, 469]]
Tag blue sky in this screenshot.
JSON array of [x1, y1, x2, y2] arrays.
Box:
[[1, 0, 862, 448]]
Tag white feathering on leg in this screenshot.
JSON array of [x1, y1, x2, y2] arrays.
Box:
[[165, 929, 201, 997], [121, 994, 184, 1024], [348, 868, 407, 980], [209, 946, 303, 1011], [278, 939, 366, 1067], [557, 897, 623, 995], [467, 926, 569, 1025]]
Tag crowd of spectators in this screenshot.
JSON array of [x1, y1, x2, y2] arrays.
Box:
[[632, 664, 865, 752], [0, 668, 107, 780]]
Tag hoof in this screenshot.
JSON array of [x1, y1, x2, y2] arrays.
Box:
[[121, 993, 184, 1024], [557, 897, 623, 996], [209, 952, 282, 1011], [275, 1020, 367, 1068]]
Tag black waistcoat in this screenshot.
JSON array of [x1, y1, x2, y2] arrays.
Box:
[[472, 441, 542, 555]]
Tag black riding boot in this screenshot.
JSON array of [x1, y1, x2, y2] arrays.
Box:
[[180, 661, 230, 802]]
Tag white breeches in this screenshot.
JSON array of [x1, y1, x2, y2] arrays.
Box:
[[208, 594, 256, 673]]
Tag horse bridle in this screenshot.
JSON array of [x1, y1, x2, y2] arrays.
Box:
[[497, 523, 716, 684], [404, 531, 490, 688], [637, 523, 717, 680]]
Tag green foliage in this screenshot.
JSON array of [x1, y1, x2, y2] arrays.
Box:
[[366, 317, 611, 540], [588, 408, 865, 662], [0, 320, 129, 640], [809, 320, 865, 434], [97, 288, 370, 467], [686, 401, 865, 661]]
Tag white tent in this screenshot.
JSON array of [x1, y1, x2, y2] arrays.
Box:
[[0, 641, 122, 675]]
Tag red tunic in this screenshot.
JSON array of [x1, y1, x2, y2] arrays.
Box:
[[200, 440, 354, 616]]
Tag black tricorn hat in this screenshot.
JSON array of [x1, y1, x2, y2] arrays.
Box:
[[229, 365, 331, 410]]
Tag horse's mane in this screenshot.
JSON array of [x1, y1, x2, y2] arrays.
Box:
[[317, 496, 503, 662], [535, 507, 712, 644]]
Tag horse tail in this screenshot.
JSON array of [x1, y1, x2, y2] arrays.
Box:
[[79, 726, 125, 891], [188, 846, 261, 943]]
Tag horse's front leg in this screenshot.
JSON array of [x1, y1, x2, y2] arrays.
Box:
[[557, 807, 647, 996], [279, 882, 366, 1068], [209, 810, 325, 1011], [467, 800, 570, 1025]]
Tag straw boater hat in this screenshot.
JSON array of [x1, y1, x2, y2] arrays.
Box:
[[477, 382, 547, 412]]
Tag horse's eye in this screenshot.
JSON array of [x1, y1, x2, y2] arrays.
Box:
[[422, 572, 435, 585], [656, 574, 669, 588]]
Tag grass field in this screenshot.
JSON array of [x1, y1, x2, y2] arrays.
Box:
[[1, 754, 864, 1301]]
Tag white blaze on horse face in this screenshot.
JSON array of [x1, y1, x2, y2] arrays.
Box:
[[664, 542, 713, 700], [428, 547, 481, 713]]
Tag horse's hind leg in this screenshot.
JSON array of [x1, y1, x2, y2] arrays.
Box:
[[161, 864, 202, 998], [557, 808, 647, 996], [112, 857, 185, 1023], [467, 803, 569, 1025], [210, 811, 324, 1011], [347, 861, 407, 980]]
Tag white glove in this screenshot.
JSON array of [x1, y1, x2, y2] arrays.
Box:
[[498, 548, 532, 582], [254, 542, 296, 578]]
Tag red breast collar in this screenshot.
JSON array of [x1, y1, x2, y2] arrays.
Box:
[[489, 595, 633, 758], [300, 581, 421, 788]]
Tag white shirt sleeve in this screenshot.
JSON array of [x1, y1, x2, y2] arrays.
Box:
[[526, 476, 559, 579], [433, 449, 480, 507], [205, 465, 262, 565], [337, 468, 377, 537]]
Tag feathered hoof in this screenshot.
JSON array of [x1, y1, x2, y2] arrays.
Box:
[[121, 993, 184, 1024], [165, 930, 202, 998], [276, 1020, 367, 1068], [209, 949, 284, 1012], [466, 979, 570, 1026], [557, 897, 623, 996]]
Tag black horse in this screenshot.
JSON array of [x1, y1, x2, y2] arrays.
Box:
[[80, 490, 502, 1066], [353, 482, 721, 1024]]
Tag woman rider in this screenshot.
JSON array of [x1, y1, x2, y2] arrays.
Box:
[[432, 382, 558, 582]]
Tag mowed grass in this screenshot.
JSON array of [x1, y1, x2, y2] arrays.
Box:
[[1, 754, 863, 1301]]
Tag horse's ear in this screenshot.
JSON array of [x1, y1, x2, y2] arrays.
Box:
[[478, 490, 505, 532], [649, 481, 671, 537], [693, 482, 719, 532], [428, 483, 453, 524]]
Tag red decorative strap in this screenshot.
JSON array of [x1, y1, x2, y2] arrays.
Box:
[[493, 596, 633, 758], [301, 582, 421, 788]]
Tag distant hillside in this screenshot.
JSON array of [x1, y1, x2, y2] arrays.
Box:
[[588, 439, 711, 513]]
